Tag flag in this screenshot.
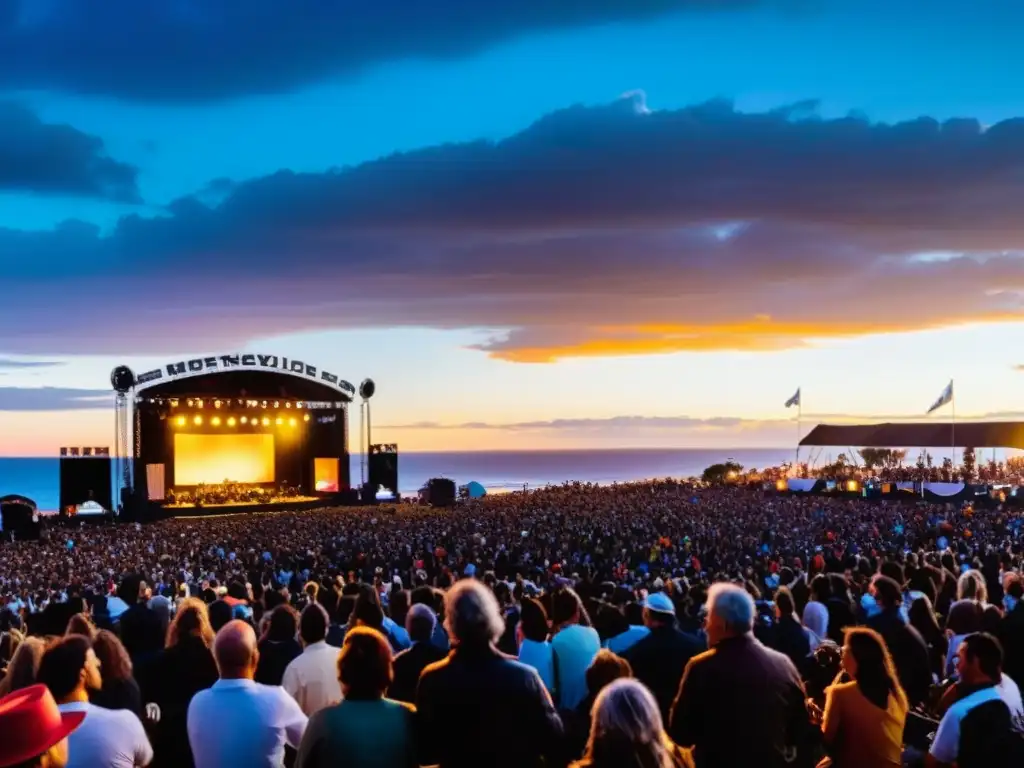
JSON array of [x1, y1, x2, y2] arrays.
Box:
[[927, 380, 953, 414], [785, 388, 801, 408]]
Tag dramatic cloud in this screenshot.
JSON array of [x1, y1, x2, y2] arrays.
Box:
[[1, 96, 1024, 360], [0, 102, 140, 201], [0, 1, 755, 101], [0, 358, 63, 369], [0, 387, 111, 411]]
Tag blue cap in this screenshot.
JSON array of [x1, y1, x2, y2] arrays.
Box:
[[645, 592, 675, 615]]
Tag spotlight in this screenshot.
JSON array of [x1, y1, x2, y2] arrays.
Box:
[[193, 416, 203, 425], [186, 399, 194, 407], [285, 402, 292, 408], [261, 417, 270, 426], [211, 416, 221, 426], [176, 416, 186, 426], [227, 417, 236, 426], [288, 417, 297, 427], [274, 401, 280, 408], [196, 399, 204, 409], [240, 416, 248, 425], [303, 414, 311, 422], [214, 400, 222, 409], [275, 417, 284, 426], [261, 401, 267, 408], [169, 399, 179, 408]]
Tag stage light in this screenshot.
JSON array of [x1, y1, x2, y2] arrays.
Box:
[[275, 417, 284, 426], [288, 418, 297, 427], [274, 401, 280, 408], [176, 416, 186, 427], [296, 402, 303, 409], [196, 399, 204, 409], [193, 416, 202, 425], [211, 416, 221, 426], [214, 400, 222, 409], [285, 402, 292, 408], [261, 417, 270, 426], [186, 399, 194, 407], [240, 416, 248, 425], [303, 414, 311, 422], [170, 399, 179, 408], [261, 401, 267, 408], [227, 417, 236, 426]]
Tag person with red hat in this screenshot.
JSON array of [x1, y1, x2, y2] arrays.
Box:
[[0, 683, 84, 768]]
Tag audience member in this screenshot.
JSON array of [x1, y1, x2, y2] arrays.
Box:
[[295, 627, 417, 768], [388, 604, 445, 704], [416, 580, 564, 767], [0, 684, 84, 768], [669, 583, 808, 767], [37, 635, 153, 768], [187, 621, 307, 768]]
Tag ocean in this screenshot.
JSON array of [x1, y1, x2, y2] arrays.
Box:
[[0, 448, 793, 511]]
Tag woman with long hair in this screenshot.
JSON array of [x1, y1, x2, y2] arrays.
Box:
[[907, 595, 947, 681], [818, 627, 907, 767], [0, 635, 45, 696], [89, 629, 144, 716], [255, 603, 302, 685], [572, 678, 690, 768], [150, 597, 219, 768], [65, 612, 95, 639]]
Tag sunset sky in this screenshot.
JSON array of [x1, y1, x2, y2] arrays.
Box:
[[1, 1, 1023, 456]]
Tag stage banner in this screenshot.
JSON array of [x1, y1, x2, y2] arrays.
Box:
[[146, 464, 166, 501], [787, 479, 818, 493], [897, 482, 917, 493]]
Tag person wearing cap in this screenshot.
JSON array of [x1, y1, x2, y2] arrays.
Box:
[[622, 591, 703, 723], [0, 684, 83, 768]]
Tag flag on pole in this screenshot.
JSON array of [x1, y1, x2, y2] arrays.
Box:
[[927, 380, 953, 414], [785, 388, 801, 408]]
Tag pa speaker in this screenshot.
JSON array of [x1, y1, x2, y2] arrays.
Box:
[[59, 457, 113, 512], [368, 444, 398, 496], [426, 477, 456, 507]]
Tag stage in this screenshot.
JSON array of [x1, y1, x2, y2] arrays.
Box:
[[124, 354, 355, 518], [162, 496, 331, 518]]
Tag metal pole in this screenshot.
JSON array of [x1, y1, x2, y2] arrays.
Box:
[[359, 401, 366, 487], [951, 380, 956, 469], [796, 398, 802, 467]]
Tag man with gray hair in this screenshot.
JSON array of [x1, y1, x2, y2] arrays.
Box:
[[416, 580, 564, 767], [387, 603, 446, 703], [669, 583, 809, 768]]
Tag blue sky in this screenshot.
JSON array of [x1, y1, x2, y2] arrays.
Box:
[[1, 1, 1023, 455]]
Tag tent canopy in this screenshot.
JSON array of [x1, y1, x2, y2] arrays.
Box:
[[800, 422, 1024, 450], [0, 494, 37, 511]]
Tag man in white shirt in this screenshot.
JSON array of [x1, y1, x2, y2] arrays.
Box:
[[37, 634, 153, 768], [188, 620, 307, 768], [282, 603, 342, 715]]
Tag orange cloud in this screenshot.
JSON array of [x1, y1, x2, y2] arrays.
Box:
[[482, 314, 1024, 363]]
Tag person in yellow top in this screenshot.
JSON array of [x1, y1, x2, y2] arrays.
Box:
[[817, 627, 908, 768]]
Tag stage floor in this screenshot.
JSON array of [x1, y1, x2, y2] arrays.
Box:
[[162, 495, 319, 510]]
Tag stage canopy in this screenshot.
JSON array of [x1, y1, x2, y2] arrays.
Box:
[[800, 422, 1024, 450]]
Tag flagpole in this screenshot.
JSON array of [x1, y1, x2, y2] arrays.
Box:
[[796, 396, 802, 467], [951, 379, 956, 468]]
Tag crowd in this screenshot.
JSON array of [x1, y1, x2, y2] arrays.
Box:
[[1, 480, 1023, 767]]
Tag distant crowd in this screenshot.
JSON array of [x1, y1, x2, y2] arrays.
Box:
[[1, 481, 1024, 767]]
